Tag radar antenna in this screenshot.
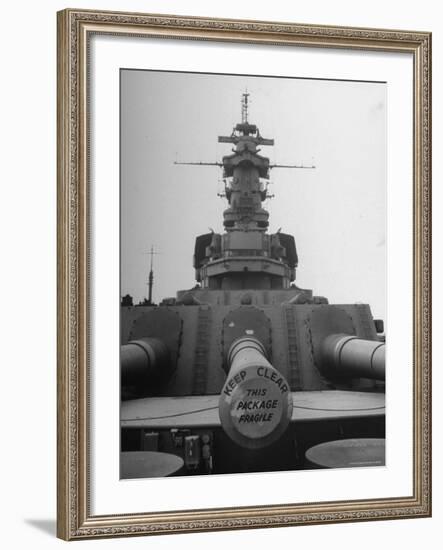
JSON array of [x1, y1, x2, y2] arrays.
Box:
[[174, 93, 316, 185]]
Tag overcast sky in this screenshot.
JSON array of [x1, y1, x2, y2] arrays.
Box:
[[121, 69, 386, 320]]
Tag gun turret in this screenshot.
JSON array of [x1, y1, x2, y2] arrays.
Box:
[[218, 337, 293, 449], [320, 334, 385, 381], [121, 337, 172, 393]]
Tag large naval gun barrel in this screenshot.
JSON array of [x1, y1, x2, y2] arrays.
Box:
[[121, 337, 172, 391], [219, 337, 293, 449], [320, 334, 385, 381]]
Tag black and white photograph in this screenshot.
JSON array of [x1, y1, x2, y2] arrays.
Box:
[[119, 69, 386, 479]]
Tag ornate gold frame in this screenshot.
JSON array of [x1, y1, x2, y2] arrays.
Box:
[[57, 8, 431, 540]]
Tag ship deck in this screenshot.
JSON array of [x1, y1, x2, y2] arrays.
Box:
[[121, 390, 385, 429]]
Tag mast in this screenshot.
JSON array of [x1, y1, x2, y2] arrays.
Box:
[[241, 91, 249, 124], [146, 245, 159, 304], [177, 93, 315, 291]]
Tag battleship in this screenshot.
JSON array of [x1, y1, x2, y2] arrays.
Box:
[[120, 93, 385, 478]]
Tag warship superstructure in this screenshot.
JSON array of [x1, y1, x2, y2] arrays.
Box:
[[120, 93, 385, 477]]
